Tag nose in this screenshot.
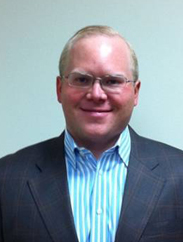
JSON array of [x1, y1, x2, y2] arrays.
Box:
[[86, 79, 107, 102]]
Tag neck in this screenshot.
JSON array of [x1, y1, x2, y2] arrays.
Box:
[[72, 134, 121, 160]]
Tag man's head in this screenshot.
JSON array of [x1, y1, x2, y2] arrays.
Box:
[[56, 25, 141, 152]]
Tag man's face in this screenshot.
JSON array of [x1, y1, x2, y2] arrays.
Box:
[[57, 35, 140, 148]]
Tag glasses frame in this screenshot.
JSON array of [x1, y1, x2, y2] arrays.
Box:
[[61, 72, 136, 93]]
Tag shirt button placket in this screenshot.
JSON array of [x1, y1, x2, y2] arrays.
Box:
[[97, 208, 102, 215]]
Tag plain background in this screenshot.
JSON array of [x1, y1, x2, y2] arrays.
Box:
[[0, 0, 183, 158]]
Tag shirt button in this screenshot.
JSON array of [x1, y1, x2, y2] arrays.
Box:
[[99, 170, 102, 175], [97, 208, 102, 215]]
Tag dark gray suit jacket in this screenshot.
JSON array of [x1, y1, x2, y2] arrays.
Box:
[[0, 127, 183, 242]]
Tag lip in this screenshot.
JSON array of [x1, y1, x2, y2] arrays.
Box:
[[82, 109, 111, 112], [80, 108, 112, 117]]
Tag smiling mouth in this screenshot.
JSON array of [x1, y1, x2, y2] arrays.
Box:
[[81, 108, 112, 113]]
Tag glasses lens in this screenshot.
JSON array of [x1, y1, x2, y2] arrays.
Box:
[[102, 75, 126, 92], [69, 73, 92, 87]]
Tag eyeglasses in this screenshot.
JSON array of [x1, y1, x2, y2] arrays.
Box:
[[62, 72, 136, 93]]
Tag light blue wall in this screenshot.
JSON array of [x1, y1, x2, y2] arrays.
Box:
[[1, 0, 183, 157]]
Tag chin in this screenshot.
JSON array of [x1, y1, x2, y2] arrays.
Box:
[[83, 129, 112, 140]]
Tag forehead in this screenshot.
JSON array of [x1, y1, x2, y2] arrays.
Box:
[[71, 35, 130, 56], [66, 35, 132, 77]]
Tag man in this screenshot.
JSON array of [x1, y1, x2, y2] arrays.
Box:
[[0, 25, 183, 242]]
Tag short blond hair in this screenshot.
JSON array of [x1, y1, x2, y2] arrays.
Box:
[[59, 25, 139, 81]]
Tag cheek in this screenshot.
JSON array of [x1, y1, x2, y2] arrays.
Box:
[[112, 92, 134, 108], [112, 94, 136, 116], [61, 88, 84, 109]]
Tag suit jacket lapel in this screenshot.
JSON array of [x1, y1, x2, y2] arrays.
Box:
[[115, 128, 165, 242], [26, 128, 165, 242], [28, 133, 78, 242]]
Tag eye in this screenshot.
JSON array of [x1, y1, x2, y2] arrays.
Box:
[[103, 77, 124, 86], [71, 74, 91, 86], [77, 76, 89, 84]]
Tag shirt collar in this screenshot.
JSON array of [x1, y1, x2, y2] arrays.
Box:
[[117, 126, 131, 167], [64, 126, 131, 169]]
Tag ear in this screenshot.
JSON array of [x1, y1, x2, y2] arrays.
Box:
[[134, 80, 141, 106], [56, 76, 63, 103]]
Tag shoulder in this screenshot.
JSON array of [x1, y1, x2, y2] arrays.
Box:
[[129, 126, 183, 156], [129, 126, 183, 175], [0, 133, 65, 172]]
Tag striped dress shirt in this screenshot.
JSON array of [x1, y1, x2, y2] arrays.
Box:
[[64, 127, 131, 242]]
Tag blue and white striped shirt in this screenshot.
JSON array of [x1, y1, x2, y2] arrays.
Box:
[[64, 127, 131, 242]]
